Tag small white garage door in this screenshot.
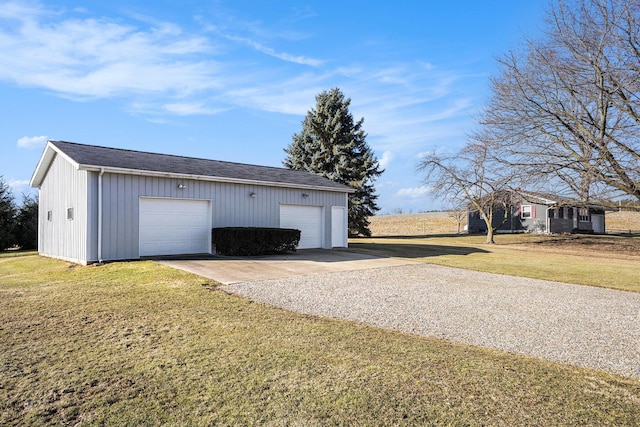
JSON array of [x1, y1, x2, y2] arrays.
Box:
[[280, 205, 323, 249], [331, 206, 347, 247], [139, 198, 211, 256]]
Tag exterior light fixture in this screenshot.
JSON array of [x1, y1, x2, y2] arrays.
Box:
[[249, 192, 257, 198], [302, 193, 309, 198], [178, 184, 187, 189]]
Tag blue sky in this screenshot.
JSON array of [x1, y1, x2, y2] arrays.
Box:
[[1, 0, 544, 212]]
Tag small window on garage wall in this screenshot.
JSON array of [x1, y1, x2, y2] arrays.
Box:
[[67, 207, 74, 220]]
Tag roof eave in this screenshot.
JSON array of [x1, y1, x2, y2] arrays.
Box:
[[29, 141, 82, 188], [79, 165, 356, 193]]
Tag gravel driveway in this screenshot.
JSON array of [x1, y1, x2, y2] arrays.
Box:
[[223, 263, 640, 380]]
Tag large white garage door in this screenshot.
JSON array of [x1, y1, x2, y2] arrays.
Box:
[[139, 198, 211, 256], [280, 205, 323, 249]]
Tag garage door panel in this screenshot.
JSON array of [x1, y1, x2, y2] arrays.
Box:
[[139, 198, 211, 256], [280, 205, 323, 249]]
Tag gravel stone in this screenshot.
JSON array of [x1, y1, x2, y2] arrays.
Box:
[[223, 263, 640, 380]]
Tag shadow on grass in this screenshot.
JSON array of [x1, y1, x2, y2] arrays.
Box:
[[0, 250, 37, 259], [357, 233, 472, 240], [348, 241, 491, 259]]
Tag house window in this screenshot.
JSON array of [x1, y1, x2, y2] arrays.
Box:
[[558, 207, 564, 219], [47, 210, 52, 221], [521, 205, 533, 218], [67, 207, 74, 220], [579, 208, 589, 222]]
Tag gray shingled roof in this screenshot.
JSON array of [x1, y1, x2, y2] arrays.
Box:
[[51, 141, 353, 192]]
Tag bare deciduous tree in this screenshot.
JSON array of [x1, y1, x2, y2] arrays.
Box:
[[418, 141, 513, 244], [447, 203, 468, 234], [483, 0, 640, 201]]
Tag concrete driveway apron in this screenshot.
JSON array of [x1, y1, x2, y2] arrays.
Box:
[[156, 248, 421, 284]]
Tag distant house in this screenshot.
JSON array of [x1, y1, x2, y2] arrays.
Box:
[[30, 141, 354, 264], [467, 191, 606, 234]]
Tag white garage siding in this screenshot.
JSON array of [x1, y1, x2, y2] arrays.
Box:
[[92, 173, 347, 260], [280, 205, 323, 249], [37, 154, 91, 264], [139, 198, 211, 256]]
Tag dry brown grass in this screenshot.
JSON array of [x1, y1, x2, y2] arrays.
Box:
[[606, 210, 640, 233], [369, 210, 640, 236], [3, 254, 640, 425], [369, 212, 464, 236], [350, 233, 640, 292]]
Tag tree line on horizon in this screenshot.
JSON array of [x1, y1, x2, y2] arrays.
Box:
[[0, 177, 38, 251]]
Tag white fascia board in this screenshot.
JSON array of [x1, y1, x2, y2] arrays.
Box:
[[519, 191, 557, 205], [78, 164, 356, 193], [29, 141, 82, 188]]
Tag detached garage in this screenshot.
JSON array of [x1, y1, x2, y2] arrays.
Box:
[[30, 141, 353, 264]]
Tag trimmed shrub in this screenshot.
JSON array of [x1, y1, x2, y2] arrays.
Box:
[[213, 227, 301, 256]]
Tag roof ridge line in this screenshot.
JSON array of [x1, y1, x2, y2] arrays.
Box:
[[50, 140, 306, 173]]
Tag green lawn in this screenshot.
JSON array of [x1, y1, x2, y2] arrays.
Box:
[[1, 253, 639, 425], [350, 234, 640, 292]]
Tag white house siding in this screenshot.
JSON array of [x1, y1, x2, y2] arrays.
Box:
[[93, 173, 347, 261], [38, 154, 90, 264]]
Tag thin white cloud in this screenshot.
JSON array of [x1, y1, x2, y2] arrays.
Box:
[[0, 0, 484, 159], [7, 179, 37, 197], [162, 102, 227, 116], [0, 3, 221, 99], [268, 49, 322, 67], [8, 179, 29, 188], [395, 186, 432, 199], [0, 2, 42, 19], [225, 82, 324, 115], [378, 151, 394, 169], [376, 180, 399, 189], [225, 34, 323, 66], [17, 135, 48, 148]]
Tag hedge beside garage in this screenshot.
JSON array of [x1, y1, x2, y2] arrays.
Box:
[[213, 227, 301, 256]]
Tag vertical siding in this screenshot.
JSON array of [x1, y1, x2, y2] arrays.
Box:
[[101, 173, 139, 260], [86, 172, 98, 261], [38, 154, 89, 264], [98, 174, 348, 260]]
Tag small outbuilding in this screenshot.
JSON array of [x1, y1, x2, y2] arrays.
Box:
[[30, 141, 354, 264]]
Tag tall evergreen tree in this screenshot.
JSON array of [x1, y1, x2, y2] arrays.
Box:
[[15, 194, 38, 250], [0, 176, 17, 250], [284, 88, 383, 236]]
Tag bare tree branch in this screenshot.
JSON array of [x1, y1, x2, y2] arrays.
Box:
[[482, 0, 640, 201], [418, 139, 514, 244]]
